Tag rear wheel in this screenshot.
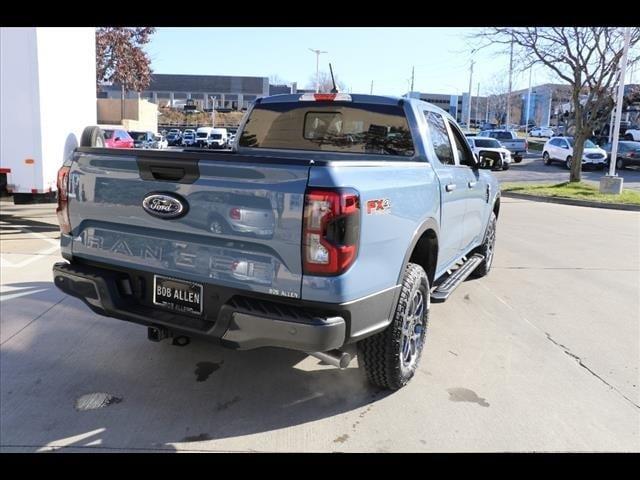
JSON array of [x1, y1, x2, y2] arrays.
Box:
[[625, 134, 634, 141], [543, 152, 552, 165], [616, 158, 626, 170], [208, 216, 228, 234], [359, 263, 429, 391]]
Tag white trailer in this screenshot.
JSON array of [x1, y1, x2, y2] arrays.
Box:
[[0, 27, 97, 203]]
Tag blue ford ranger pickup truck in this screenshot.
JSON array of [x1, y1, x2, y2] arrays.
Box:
[[53, 93, 500, 390]]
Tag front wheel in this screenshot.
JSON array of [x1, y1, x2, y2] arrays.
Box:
[[616, 158, 626, 170], [543, 152, 552, 165], [359, 263, 429, 391], [565, 156, 572, 170], [470, 211, 497, 279]]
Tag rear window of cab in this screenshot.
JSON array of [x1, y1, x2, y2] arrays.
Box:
[[239, 102, 415, 156]]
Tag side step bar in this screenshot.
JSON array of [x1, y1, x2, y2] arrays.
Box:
[[430, 253, 485, 303]]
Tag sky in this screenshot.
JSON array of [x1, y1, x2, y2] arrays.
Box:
[[145, 27, 559, 97]]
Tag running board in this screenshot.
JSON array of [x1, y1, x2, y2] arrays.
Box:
[[430, 254, 485, 303]]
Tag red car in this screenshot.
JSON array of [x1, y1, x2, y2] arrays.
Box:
[[103, 128, 134, 148]]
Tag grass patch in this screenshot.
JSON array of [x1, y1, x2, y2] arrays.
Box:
[[501, 181, 640, 205]]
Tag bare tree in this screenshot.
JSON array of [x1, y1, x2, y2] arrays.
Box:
[[475, 27, 640, 182], [484, 72, 510, 125], [306, 71, 347, 93], [96, 27, 156, 120], [269, 74, 289, 85]]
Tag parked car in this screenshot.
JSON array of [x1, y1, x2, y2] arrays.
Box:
[[54, 94, 500, 391], [207, 128, 229, 149], [129, 131, 156, 149], [166, 129, 182, 146], [195, 127, 215, 148], [529, 127, 554, 138], [466, 136, 512, 170], [182, 132, 196, 147], [185, 191, 276, 238], [542, 136, 608, 169], [102, 128, 133, 149], [600, 140, 640, 170], [152, 134, 168, 149], [624, 126, 640, 141], [477, 129, 527, 162]]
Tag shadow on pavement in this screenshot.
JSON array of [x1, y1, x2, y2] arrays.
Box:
[[0, 211, 60, 234], [0, 282, 390, 452]]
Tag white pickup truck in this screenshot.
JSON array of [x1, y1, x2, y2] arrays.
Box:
[[466, 136, 512, 170], [477, 129, 527, 163]]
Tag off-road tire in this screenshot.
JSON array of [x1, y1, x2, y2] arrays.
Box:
[[358, 263, 429, 391], [470, 211, 497, 279], [80, 126, 105, 148]]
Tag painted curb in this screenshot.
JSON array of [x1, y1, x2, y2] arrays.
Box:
[[501, 191, 640, 212]]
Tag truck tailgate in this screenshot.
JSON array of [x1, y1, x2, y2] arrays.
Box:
[[67, 149, 309, 299]]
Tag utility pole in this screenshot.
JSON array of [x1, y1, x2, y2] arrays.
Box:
[[309, 48, 328, 93], [475, 83, 480, 128], [410, 66, 415, 92], [467, 59, 474, 126], [606, 27, 632, 183], [370, 80, 374, 95], [485, 95, 489, 123], [506, 36, 514, 128], [525, 66, 533, 136]]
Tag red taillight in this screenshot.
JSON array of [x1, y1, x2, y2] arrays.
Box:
[[56, 166, 71, 234], [302, 188, 360, 276], [229, 207, 241, 220]]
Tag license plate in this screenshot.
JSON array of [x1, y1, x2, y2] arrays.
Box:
[[153, 275, 203, 315]]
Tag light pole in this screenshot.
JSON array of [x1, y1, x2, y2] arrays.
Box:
[[506, 36, 514, 128], [210, 96, 216, 127], [601, 27, 632, 194], [525, 66, 533, 136], [467, 49, 476, 127], [309, 48, 328, 93]]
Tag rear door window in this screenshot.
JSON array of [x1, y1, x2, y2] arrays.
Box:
[[239, 101, 415, 156], [424, 111, 455, 165]]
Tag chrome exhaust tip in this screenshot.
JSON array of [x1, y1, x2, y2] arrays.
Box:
[[308, 350, 352, 369]]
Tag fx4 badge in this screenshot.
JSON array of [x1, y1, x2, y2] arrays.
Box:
[[366, 198, 391, 215]]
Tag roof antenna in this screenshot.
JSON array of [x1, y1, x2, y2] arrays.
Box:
[[329, 63, 338, 93]]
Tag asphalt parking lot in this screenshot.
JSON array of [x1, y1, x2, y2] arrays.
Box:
[[0, 191, 638, 452]]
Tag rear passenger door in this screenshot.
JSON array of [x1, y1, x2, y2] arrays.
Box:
[[423, 111, 468, 270], [446, 119, 487, 251]]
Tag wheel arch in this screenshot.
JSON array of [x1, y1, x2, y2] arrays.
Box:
[[399, 218, 439, 288]]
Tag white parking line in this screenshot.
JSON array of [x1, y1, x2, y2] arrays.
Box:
[[0, 244, 60, 268]]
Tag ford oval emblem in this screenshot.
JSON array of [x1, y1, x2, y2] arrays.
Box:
[[142, 192, 188, 219]]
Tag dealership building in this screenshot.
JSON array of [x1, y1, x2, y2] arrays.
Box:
[[100, 73, 271, 110]]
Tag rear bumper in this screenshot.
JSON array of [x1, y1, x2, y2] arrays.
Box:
[[52, 261, 393, 352]]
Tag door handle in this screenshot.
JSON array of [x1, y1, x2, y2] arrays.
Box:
[[468, 181, 477, 188], [445, 183, 456, 192]]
